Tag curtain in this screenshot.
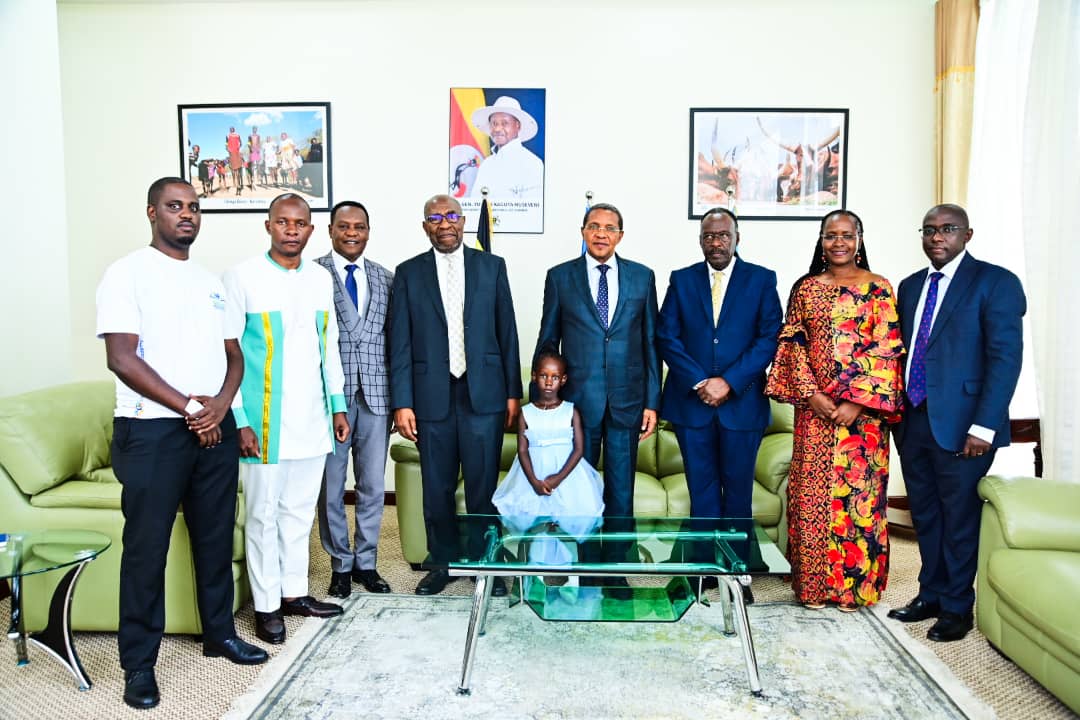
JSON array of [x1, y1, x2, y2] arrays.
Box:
[[934, 0, 979, 205], [1021, 0, 1080, 482]]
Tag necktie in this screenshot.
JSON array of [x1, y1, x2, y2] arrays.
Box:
[[596, 264, 610, 330], [711, 269, 724, 325], [906, 272, 944, 407], [445, 254, 466, 377], [344, 264, 359, 310]]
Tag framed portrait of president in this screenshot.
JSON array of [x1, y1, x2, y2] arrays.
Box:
[[448, 87, 546, 234]]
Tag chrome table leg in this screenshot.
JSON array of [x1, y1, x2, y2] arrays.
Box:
[[721, 576, 762, 696], [457, 575, 493, 695]]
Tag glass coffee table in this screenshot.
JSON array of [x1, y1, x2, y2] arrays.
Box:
[[430, 515, 790, 697], [1, 529, 111, 690]]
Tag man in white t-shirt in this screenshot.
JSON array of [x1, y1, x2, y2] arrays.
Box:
[[224, 193, 350, 645], [96, 177, 268, 711]]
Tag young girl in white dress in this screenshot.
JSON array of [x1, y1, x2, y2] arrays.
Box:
[[493, 350, 605, 571]]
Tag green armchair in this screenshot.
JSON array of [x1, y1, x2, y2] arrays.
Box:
[[0, 381, 249, 633], [391, 397, 794, 566], [977, 475, 1080, 714]]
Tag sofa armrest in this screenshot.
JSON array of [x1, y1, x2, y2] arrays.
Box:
[[978, 475, 1080, 551], [390, 441, 419, 464]]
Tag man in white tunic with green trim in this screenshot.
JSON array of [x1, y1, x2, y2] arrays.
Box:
[[224, 193, 350, 645]]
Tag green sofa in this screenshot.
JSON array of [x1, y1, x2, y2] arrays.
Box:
[[391, 399, 794, 566], [0, 381, 249, 633], [977, 475, 1080, 714]]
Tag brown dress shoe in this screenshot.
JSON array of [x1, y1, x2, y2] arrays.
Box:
[[280, 595, 344, 618], [254, 611, 285, 644]]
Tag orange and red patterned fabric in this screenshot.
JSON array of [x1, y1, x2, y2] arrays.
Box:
[[766, 278, 904, 606]]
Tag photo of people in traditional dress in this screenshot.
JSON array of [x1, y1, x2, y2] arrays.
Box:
[[448, 87, 546, 234], [179, 103, 331, 212], [690, 109, 847, 220]]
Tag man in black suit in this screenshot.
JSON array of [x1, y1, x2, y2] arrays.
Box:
[[888, 204, 1026, 642], [389, 194, 522, 596]]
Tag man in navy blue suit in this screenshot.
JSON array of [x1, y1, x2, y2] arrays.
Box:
[[389, 194, 522, 596], [888, 204, 1025, 642], [535, 203, 661, 585], [657, 208, 781, 522]]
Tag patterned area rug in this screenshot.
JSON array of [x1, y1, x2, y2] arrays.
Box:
[[223, 594, 993, 720]]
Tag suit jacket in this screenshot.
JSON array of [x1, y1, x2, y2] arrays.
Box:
[[657, 259, 782, 431], [389, 246, 522, 421], [315, 253, 393, 415], [535, 254, 661, 429], [897, 252, 1026, 452]]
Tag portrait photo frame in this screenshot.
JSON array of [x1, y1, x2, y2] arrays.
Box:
[[448, 87, 546, 234], [689, 108, 849, 221], [178, 102, 332, 213]]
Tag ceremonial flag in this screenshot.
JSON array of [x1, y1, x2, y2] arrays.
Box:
[[476, 197, 492, 252], [580, 196, 591, 256]]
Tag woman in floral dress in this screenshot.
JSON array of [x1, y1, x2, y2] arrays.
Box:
[[766, 210, 904, 611]]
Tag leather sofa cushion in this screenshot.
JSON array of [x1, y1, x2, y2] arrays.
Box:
[[988, 548, 1080, 658], [633, 474, 667, 516], [979, 475, 1080, 551], [31, 479, 120, 509], [0, 381, 114, 496], [79, 467, 118, 484], [765, 401, 794, 435], [755, 434, 793, 495]]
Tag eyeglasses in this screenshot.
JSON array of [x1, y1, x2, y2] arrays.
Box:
[[425, 212, 464, 224], [919, 224, 967, 238], [585, 223, 621, 234], [701, 231, 734, 243], [822, 233, 858, 242]]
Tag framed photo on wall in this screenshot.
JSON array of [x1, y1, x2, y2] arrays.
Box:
[[689, 108, 848, 221], [178, 102, 332, 213], [448, 87, 546, 234]]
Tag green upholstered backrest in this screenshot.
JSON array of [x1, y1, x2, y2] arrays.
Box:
[[0, 381, 115, 496]]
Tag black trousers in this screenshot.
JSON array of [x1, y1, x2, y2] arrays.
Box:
[[417, 374, 503, 563], [112, 415, 239, 671], [896, 403, 994, 615]]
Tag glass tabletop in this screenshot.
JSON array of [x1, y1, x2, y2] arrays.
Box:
[[431, 515, 790, 576], [0, 530, 111, 581]]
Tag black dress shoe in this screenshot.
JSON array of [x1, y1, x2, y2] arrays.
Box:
[[741, 582, 755, 606], [203, 636, 269, 665], [123, 669, 160, 709], [352, 568, 392, 594], [328, 571, 352, 599], [281, 595, 345, 618], [887, 598, 941, 623], [416, 569, 450, 596], [254, 610, 285, 644], [700, 576, 720, 591], [927, 612, 974, 642]]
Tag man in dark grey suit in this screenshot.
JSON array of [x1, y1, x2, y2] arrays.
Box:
[[389, 194, 522, 596], [535, 203, 661, 590], [315, 201, 395, 598]]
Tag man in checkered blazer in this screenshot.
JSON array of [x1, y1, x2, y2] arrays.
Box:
[[315, 200, 395, 597]]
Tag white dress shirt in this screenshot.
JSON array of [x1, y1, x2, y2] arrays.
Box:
[[906, 249, 994, 443], [331, 251, 368, 317], [585, 252, 619, 328]]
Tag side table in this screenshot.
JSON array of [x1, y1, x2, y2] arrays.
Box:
[[1, 529, 111, 690]]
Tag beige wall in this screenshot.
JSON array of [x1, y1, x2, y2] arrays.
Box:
[[51, 0, 936, 385]]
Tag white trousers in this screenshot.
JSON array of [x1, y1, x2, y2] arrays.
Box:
[[243, 456, 325, 612]]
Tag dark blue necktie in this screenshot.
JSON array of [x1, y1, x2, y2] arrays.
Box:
[[907, 272, 943, 407], [596, 264, 610, 330], [345, 264, 359, 310]]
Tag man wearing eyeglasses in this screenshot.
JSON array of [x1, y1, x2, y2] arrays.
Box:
[[389, 194, 522, 596], [535, 203, 662, 594], [889, 203, 1026, 642]]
